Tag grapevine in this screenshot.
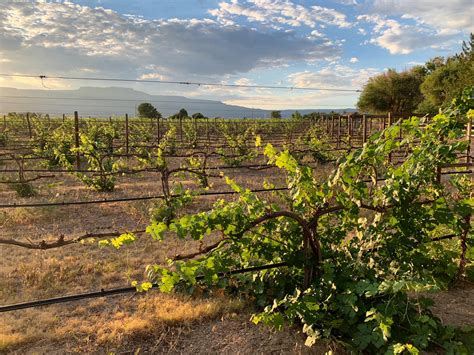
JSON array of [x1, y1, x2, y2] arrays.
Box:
[[109, 93, 474, 353]]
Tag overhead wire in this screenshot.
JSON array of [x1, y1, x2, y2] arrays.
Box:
[[0, 73, 362, 92]]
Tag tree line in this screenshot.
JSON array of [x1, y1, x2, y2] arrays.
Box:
[[137, 104, 206, 120], [357, 34, 473, 114]]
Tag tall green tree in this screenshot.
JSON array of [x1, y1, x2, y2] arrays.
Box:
[[192, 112, 205, 119], [178, 108, 188, 119], [270, 110, 281, 119], [137, 102, 161, 119], [418, 34, 474, 113], [291, 110, 302, 120], [357, 68, 425, 114]]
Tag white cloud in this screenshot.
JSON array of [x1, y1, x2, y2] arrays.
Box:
[[349, 57, 359, 63], [335, 0, 358, 4], [371, 0, 474, 33], [209, 0, 352, 29], [357, 14, 460, 54], [234, 78, 255, 86], [288, 64, 380, 90], [139, 73, 169, 80], [406, 61, 424, 66], [0, 2, 341, 83]]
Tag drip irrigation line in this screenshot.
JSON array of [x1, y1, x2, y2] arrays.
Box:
[[0, 262, 288, 312], [0, 231, 460, 313], [0, 74, 362, 93], [0, 187, 289, 209]]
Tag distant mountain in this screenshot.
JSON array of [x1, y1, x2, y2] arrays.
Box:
[[0, 87, 356, 118]]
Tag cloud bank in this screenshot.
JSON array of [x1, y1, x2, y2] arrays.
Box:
[[0, 2, 340, 81]]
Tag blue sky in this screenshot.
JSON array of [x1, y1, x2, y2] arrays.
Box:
[[0, 0, 472, 109]]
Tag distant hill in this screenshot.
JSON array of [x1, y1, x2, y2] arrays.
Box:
[[0, 87, 356, 118]]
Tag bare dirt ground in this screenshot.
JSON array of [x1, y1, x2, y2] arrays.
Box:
[[0, 153, 472, 354]]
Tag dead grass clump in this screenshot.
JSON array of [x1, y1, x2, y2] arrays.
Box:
[[0, 311, 54, 353], [0, 333, 31, 353], [1, 292, 243, 353], [92, 293, 244, 344], [0, 206, 57, 227]]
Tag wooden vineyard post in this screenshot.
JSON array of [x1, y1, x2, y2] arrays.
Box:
[[193, 116, 198, 135], [362, 114, 367, 144], [289, 119, 293, 144], [436, 166, 442, 183], [466, 118, 472, 164], [3, 115, 6, 131], [337, 115, 342, 148], [206, 117, 210, 146], [179, 116, 183, 142], [26, 112, 32, 139], [125, 113, 129, 155], [348, 115, 352, 145], [214, 117, 218, 143], [109, 116, 112, 124], [74, 111, 80, 170], [326, 115, 330, 134], [157, 116, 161, 145], [62, 114, 65, 123], [331, 115, 335, 139]]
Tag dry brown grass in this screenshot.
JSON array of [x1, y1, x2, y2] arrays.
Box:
[[1, 292, 332, 354], [0, 293, 244, 351]]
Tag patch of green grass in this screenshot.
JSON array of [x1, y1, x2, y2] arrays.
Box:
[[12, 182, 36, 198]]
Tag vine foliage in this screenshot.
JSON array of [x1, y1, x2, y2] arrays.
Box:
[[105, 92, 474, 353]]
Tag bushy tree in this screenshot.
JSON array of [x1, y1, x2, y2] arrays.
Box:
[[192, 112, 205, 119], [178, 108, 188, 119], [357, 68, 425, 114], [271, 110, 282, 119], [357, 34, 474, 115], [291, 111, 302, 120], [418, 34, 474, 114], [137, 102, 161, 119]]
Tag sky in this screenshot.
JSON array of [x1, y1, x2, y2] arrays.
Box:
[[0, 0, 472, 109]]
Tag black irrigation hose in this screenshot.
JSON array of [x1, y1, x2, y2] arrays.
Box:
[[0, 232, 462, 313], [0, 262, 288, 312], [0, 187, 289, 208]]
